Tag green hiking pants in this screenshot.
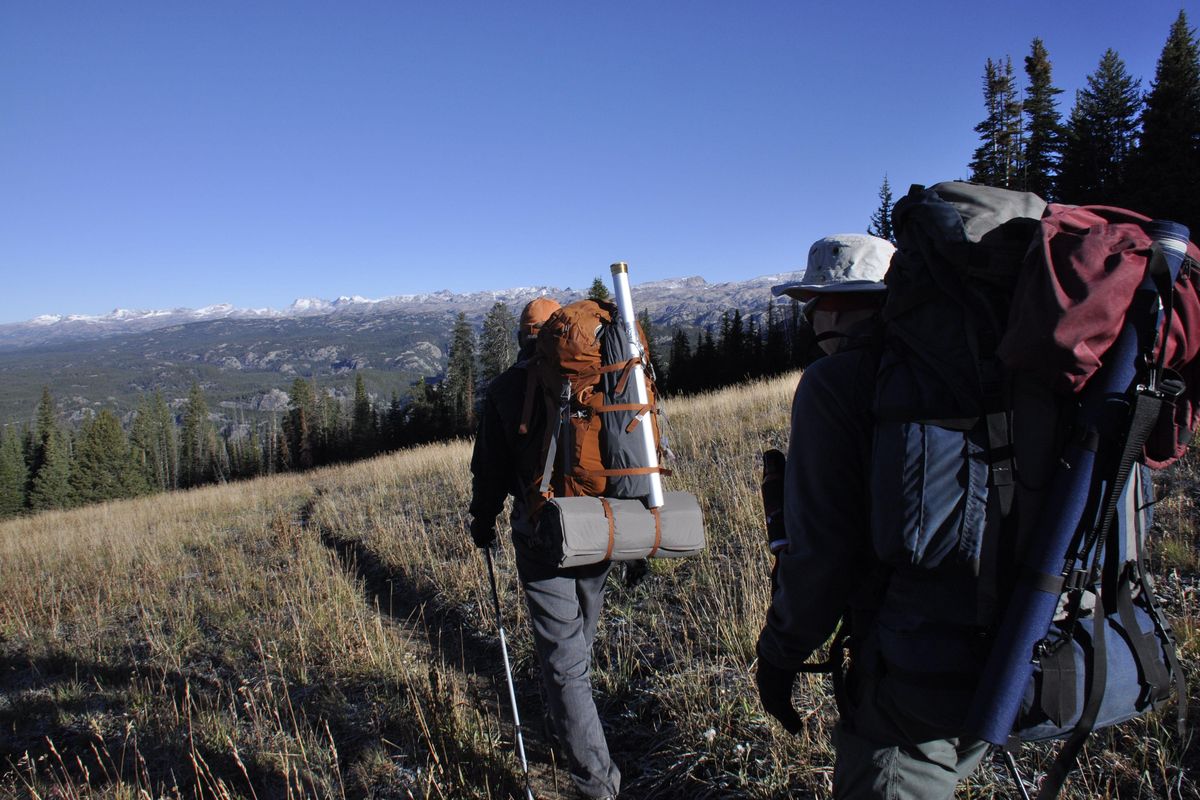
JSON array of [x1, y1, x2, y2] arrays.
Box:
[[832, 671, 989, 800]]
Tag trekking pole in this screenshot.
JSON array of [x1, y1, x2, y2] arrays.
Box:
[[1000, 747, 1032, 800], [483, 546, 536, 800]]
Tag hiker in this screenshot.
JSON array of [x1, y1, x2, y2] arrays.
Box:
[[756, 233, 993, 798], [469, 296, 622, 800], [786, 234, 894, 363]]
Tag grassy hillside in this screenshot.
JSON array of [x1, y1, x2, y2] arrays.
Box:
[[1, 373, 1196, 799]]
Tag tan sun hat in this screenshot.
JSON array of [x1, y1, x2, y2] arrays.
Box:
[[520, 297, 561, 343], [772, 234, 895, 300]]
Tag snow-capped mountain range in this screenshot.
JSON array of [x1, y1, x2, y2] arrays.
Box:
[[0, 272, 805, 425], [1, 274, 802, 350]]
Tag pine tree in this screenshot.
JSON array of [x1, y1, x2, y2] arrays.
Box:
[[274, 419, 291, 473], [746, 314, 765, 378], [129, 395, 156, 488], [764, 299, 790, 373], [0, 426, 28, 517], [70, 409, 146, 504], [1128, 11, 1200, 234], [1022, 38, 1065, 198], [351, 372, 376, 458], [692, 326, 718, 389], [285, 378, 316, 470], [479, 301, 518, 387], [155, 391, 179, 489], [867, 175, 895, 242], [587, 277, 612, 302], [667, 329, 693, 395], [231, 426, 263, 479], [27, 388, 73, 511], [445, 312, 477, 434], [404, 378, 453, 445], [969, 57, 1024, 188], [385, 391, 405, 451], [1057, 49, 1142, 205], [719, 309, 747, 383], [317, 388, 345, 464], [181, 383, 214, 487], [130, 391, 178, 491]]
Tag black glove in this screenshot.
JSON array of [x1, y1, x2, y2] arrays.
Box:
[[623, 558, 650, 588], [756, 652, 803, 734], [470, 517, 497, 549]]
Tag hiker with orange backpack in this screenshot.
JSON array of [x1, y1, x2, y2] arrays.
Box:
[[469, 296, 622, 800]]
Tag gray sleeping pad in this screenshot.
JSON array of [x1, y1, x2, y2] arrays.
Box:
[[535, 491, 706, 568]]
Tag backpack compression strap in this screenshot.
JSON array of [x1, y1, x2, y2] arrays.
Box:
[[649, 507, 662, 557], [595, 402, 656, 432], [598, 356, 655, 432], [601, 498, 616, 561]]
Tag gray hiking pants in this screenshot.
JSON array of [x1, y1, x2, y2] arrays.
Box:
[[515, 546, 621, 799], [832, 671, 988, 800]]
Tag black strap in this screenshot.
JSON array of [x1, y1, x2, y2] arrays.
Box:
[[1115, 564, 1171, 707], [1020, 569, 1065, 596], [1037, 586, 1108, 800], [1132, 478, 1189, 736], [538, 384, 571, 495], [1094, 391, 1165, 606], [986, 410, 1016, 515]]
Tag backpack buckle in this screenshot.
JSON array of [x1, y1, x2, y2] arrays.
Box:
[[1063, 568, 1090, 592]]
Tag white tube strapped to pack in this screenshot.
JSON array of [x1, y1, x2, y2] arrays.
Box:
[[610, 261, 665, 508]]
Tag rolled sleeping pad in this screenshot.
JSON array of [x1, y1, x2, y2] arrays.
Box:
[[965, 220, 1191, 746], [535, 491, 706, 568]]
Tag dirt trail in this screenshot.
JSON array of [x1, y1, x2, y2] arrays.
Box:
[[299, 495, 569, 800]]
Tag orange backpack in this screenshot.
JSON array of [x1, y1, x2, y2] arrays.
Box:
[[519, 299, 662, 518]]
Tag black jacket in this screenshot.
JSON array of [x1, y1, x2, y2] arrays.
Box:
[[469, 357, 549, 543]]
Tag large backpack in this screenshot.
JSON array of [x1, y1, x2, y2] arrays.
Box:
[[519, 298, 705, 566], [869, 182, 1199, 797]]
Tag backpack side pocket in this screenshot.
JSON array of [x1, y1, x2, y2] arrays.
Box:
[[871, 420, 989, 568]]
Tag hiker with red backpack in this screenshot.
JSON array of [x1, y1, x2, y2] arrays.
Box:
[[470, 296, 623, 800], [756, 185, 1198, 800], [756, 233, 986, 798]]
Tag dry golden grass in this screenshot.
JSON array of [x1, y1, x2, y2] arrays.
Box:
[[1, 372, 1197, 799]]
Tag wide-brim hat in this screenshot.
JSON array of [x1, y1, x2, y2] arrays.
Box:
[[772, 233, 895, 300]]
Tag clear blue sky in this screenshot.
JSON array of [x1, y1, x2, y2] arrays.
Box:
[[0, 1, 1190, 324]]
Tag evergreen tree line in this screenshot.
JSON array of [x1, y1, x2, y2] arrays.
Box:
[[867, 13, 1200, 241], [0, 303, 528, 519], [662, 300, 808, 396]]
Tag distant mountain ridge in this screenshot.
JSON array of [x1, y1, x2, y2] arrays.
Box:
[[0, 274, 798, 350], [0, 272, 803, 426], [3, 286, 561, 349]]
